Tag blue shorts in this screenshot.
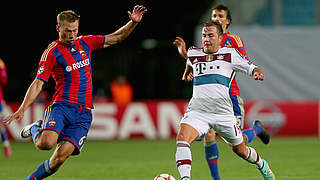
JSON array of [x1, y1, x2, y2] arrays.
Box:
[[230, 95, 245, 129], [40, 102, 92, 155]]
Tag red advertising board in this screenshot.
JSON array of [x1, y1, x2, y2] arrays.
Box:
[[2, 100, 319, 140], [244, 100, 319, 136]]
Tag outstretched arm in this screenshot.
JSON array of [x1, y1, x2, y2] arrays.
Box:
[[3, 79, 44, 124], [104, 5, 147, 48], [173, 37, 188, 59], [173, 37, 194, 81]]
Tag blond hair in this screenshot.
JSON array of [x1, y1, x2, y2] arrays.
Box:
[[57, 10, 80, 26]]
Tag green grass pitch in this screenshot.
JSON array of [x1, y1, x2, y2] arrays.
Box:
[[0, 137, 319, 180]]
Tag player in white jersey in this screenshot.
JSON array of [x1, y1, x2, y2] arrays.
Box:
[[185, 47, 252, 117], [175, 20, 275, 180], [174, 5, 270, 180]]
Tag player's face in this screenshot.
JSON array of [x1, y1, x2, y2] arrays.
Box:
[[202, 26, 221, 54], [57, 20, 79, 45], [211, 10, 230, 32]]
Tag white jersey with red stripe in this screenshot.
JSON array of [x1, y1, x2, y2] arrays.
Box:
[[186, 47, 257, 115]]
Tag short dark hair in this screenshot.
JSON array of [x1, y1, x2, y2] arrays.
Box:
[[203, 20, 223, 37], [212, 4, 232, 28], [57, 10, 80, 26]]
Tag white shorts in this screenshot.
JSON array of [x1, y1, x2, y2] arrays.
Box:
[[180, 111, 243, 146]]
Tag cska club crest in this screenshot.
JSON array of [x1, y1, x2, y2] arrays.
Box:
[[79, 50, 86, 57], [48, 119, 56, 127]]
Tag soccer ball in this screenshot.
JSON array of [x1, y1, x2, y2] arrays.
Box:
[[153, 174, 176, 180]]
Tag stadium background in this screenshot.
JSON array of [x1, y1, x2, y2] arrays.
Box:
[[1, 0, 319, 138], [1, 0, 320, 179], [1, 0, 320, 101]]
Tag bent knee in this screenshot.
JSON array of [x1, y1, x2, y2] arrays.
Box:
[[176, 133, 189, 141], [36, 131, 58, 150], [176, 124, 199, 143], [36, 140, 56, 150], [204, 130, 216, 142]]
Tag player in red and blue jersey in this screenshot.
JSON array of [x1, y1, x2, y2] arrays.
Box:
[[4, 6, 147, 180], [173, 4, 271, 180], [0, 58, 12, 158]]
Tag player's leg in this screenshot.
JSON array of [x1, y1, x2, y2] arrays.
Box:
[[1, 107, 12, 157], [35, 131, 59, 150], [25, 104, 91, 180], [1, 126, 12, 157], [49, 141, 75, 170], [231, 141, 275, 180], [25, 141, 75, 180], [21, 104, 54, 142], [203, 130, 220, 180], [231, 96, 270, 144], [176, 123, 199, 180], [242, 119, 270, 144], [176, 111, 209, 180], [252, 120, 270, 144], [21, 104, 62, 149], [217, 114, 275, 180], [231, 95, 255, 143]]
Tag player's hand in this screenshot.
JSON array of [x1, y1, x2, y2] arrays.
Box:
[[253, 68, 264, 81], [3, 110, 24, 124], [182, 72, 193, 82], [128, 5, 147, 23], [0, 59, 5, 69], [173, 37, 188, 59]]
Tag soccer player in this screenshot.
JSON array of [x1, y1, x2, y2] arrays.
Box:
[[175, 20, 275, 180], [4, 6, 147, 180], [173, 4, 270, 180], [0, 58, 12, 158]]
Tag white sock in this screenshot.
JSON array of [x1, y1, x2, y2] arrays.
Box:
[[245, 147, 264, 169], [176, 141, 192, 178]]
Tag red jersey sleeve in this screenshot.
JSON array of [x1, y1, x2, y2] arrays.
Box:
[[36, 46, 56, 82], [80, 35, 105, 51]]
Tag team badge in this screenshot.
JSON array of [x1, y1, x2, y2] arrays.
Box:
[[48, 120, 56, 127], [79, 50, 86, 57], [206, 55, 213, 62], [79, 47, 87, 58]]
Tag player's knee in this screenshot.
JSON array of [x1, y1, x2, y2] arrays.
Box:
[[204, 131, 216, 142], [176, 123, 199, 143], [176, 132, 196, 144], [36, 132, 58, 150], [36, 139, 55, 150], [176, 132, 188, 142]]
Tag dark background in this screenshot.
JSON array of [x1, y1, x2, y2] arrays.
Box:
[[0, 1, 213, 102]]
